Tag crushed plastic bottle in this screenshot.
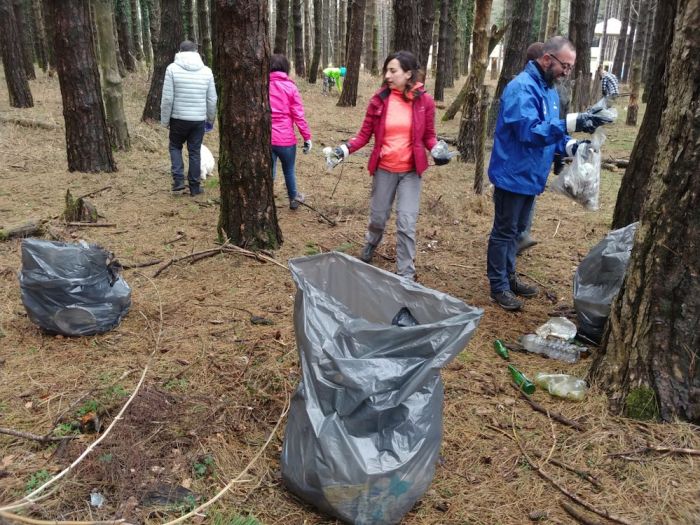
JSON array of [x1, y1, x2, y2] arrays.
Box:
[[521, 334, 581, 363], [391, 307, 419, 327], [534, 373, 588, 401]]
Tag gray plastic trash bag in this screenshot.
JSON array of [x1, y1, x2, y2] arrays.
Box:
[[573, 223, 637, 343], [282, 252, 483, 525], [19, 239, 131, 336]]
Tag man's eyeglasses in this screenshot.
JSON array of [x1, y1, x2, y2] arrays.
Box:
[[548, 54, 573, 71]]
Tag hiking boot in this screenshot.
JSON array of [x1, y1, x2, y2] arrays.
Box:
[[189, 185, 204, 196], [509, 273, 539, 298], [490, 290, 523, 311], [290, 192, 305, 210], [359, 243, 376, 263], [171, 182, 186, 195], [517, 233, 538, 255]]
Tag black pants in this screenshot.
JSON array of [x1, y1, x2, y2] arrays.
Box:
[[169, 118, 205, 188]]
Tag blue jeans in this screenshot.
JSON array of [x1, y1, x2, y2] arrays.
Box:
[[518, 199, 536, 240], [169, 118, 205, 188], [271, 145, 298, 200], [487, 187, 535, 293]]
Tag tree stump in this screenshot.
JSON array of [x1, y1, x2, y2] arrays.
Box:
[[63, 190, 98, 223]]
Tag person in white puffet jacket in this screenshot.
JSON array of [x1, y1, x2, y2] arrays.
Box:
[[161, 40, 217, 196]]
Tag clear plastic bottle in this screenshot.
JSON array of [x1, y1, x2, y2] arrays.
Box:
[[520, 334, 581, 363], [534, 373, 588, 401]]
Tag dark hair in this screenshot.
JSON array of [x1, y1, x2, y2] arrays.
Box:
[[270, 54, 290, 74], [179, 40, 198, 52], [526, 42, 544, 65], [382, 50, 422, 100]]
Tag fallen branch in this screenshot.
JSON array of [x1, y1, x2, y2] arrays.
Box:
[[561, 502, 607, 525], [77, 186, 112, 200], [154, 243, 286, 277], [296, 200, 337, 226], [66, 222, 116, 228], [0, 116, 61, 130], [0, 512, 127, 525], [608, 445, 700, 458], [121, 259, 162, 270], [0, 219, 45, 241], [511, 383, 585, 431], [0, 427, 76, 443], [512, 420, 634, 525]]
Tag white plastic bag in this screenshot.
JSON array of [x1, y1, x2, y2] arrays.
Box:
[[551, 128, 606, 210]]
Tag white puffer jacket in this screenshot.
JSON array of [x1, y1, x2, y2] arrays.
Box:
[[160, 51, 217, 126]]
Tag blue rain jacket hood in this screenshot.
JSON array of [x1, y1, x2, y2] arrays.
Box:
[[488, 61, 573, 195]]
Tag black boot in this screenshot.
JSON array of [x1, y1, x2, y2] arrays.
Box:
[[509, 273, 538, 298], [359, 243, 376, 263]]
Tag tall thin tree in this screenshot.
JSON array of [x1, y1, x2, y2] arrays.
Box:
[[392, 0, 421, 56], [621, 0, 637, 82], [418, 0, 436, 72], [274, 0, 289, 54], [309, 0, 322, 80], [130, 0, 144, 61], [115, 0, 136, 71], [197, 0, 212, 65], [433, 0, 451, 101], [625, 0, 649, 125], [569, 0, 593, 111], [12, 0, 36, 80], [338, 0, 366, 106], [213, 0, 282, 249], [31, 0, 50, 73], [612, 0, 631, 76], [0, 0, 33, 108], [293, 0, 305, 75], [51, 0, 115, 172]]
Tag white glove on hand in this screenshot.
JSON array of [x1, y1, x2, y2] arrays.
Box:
[[303, 140, 312, 154]]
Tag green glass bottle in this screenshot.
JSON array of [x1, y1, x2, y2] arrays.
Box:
[[493, 339, 510, 360], [508, 364, 536, 394]]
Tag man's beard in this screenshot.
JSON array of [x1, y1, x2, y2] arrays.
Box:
[[543, 64, 557, 86]]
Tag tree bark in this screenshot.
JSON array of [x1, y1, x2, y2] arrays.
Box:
[[95, 0, 131, 151], [183, 0, 196, 41], [321, 0, 329, 67], [473, 85, 489, 193], [433, 0, 451, 100], [274, 0, 289, 54], [142, 0, 182, 122], [337, 0, 366, 106], [461, 0, 474, 75], [545, 0, 559, 38], [487, 0, 535, 135], [625, 0, 649, 125], [392, 0, 421, 57], [51, 0, 116, 172], [309, 0, 322, 80], [611, 0, 673, 229], [214, 0, 282, 249], [589, 0, 700, 424], [13, 0, 36, 80], [337, 0, 346, 64], [456, 0, 492, 161], [612, 0, 630, 76], [197, 0, 212, 65], [537, 0, 549, 41], [31, 0, 49, 72], [621, 0, 637, 82], [115, 0, 136, 71], [569, 0, 593, 112], [0, 0, 34, 108], [293, 0, 305, 75], [363, 0, 376, 70], [418, 0, 435, 70], [130, 0, 144, 61], [141, 0, 153, 64]]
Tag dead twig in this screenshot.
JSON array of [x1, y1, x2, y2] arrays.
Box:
[[608, 445, 700, 458], [511, 383, 585, 431], [0, 513, 128, 525], [121, 259, 162, 270], [0, 427, 76, 443], [561, 502, 607, 525], [296, 200, 337, 226], [511, 417, 634, 525], [77, 186, 112, 200], [66, 222, 116, 228], [0, 115, 61, 130]]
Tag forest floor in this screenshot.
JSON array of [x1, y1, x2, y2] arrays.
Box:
[[0, 69, 698, 525]]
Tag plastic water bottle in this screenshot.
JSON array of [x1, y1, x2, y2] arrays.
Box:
[[521, 334, 581, 363], [493, 339, 510, 360], [534, 373, 588, 401], [508, 364, 535, 394]]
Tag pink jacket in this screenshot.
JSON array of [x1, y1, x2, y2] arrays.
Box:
[[269, 71, 311, 146], [347, 85, 438, 176]]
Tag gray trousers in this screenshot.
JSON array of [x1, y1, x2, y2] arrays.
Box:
[[365, 168, 422, 279]]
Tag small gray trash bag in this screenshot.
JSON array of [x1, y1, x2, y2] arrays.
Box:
[[282, 252, 483, 525], [19, 239, 131, 336], [573, 223, 637, 343]]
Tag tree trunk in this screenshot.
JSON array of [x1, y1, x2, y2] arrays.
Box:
[[321, 0, 329, 67], [625, 0, 649, 125], [487, 0, 535, 135], [51, 0, 116, 172], [337, 0, 366, 106], [537, 0, 549, 41], [363, 0, 376, 70], [304, 0, 312, 73], [183, 0, 196, 41], [418, 0, 436, 70], [569, 0, 592, 112], [621, 0, 637, 82], [115, 0, 136, 71], [13, 0, 36, 80], [392, 0, 421, 57], [142, 0, 182, 122], [0, 0, 34, 108], [41, 0, 56, 75], [640, 0, 655, 101], [433, 0, 451, 101], [589, 0, 700, 424], [611, 0, 673, 229], [141, 0, 153, 64], [473, 85, 489, 193], [309, 0, 322, 81], [274, 0, 289, 54], [371, 16, 379, 74], [95, 0, 131, 151], [31, 0, 50, 73], [337, 0, 346, 65], [445, 0, 457, 86], [197, 0, 212, 65], [293, 0, 305, 75], [213, 0, 282, 249], [130, 0, 144, 61], [461, 0, 474, 75], [612, 0, 630, 76], [545, 0, 559, 38], [456, 0, 492, 161]]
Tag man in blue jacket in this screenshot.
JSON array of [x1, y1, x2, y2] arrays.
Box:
[[487, 36, 611, 311]]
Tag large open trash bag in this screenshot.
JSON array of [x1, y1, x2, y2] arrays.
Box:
[[19, 239, 131, 336], [573, 223, 637, 343], [282, 252, 483, 524]]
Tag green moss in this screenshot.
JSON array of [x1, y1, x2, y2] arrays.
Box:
[[624, 386, 659, 421]]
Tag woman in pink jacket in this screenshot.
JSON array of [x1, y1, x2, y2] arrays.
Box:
[[270, 54, 312, 209], [329, 51, 450, 280]]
